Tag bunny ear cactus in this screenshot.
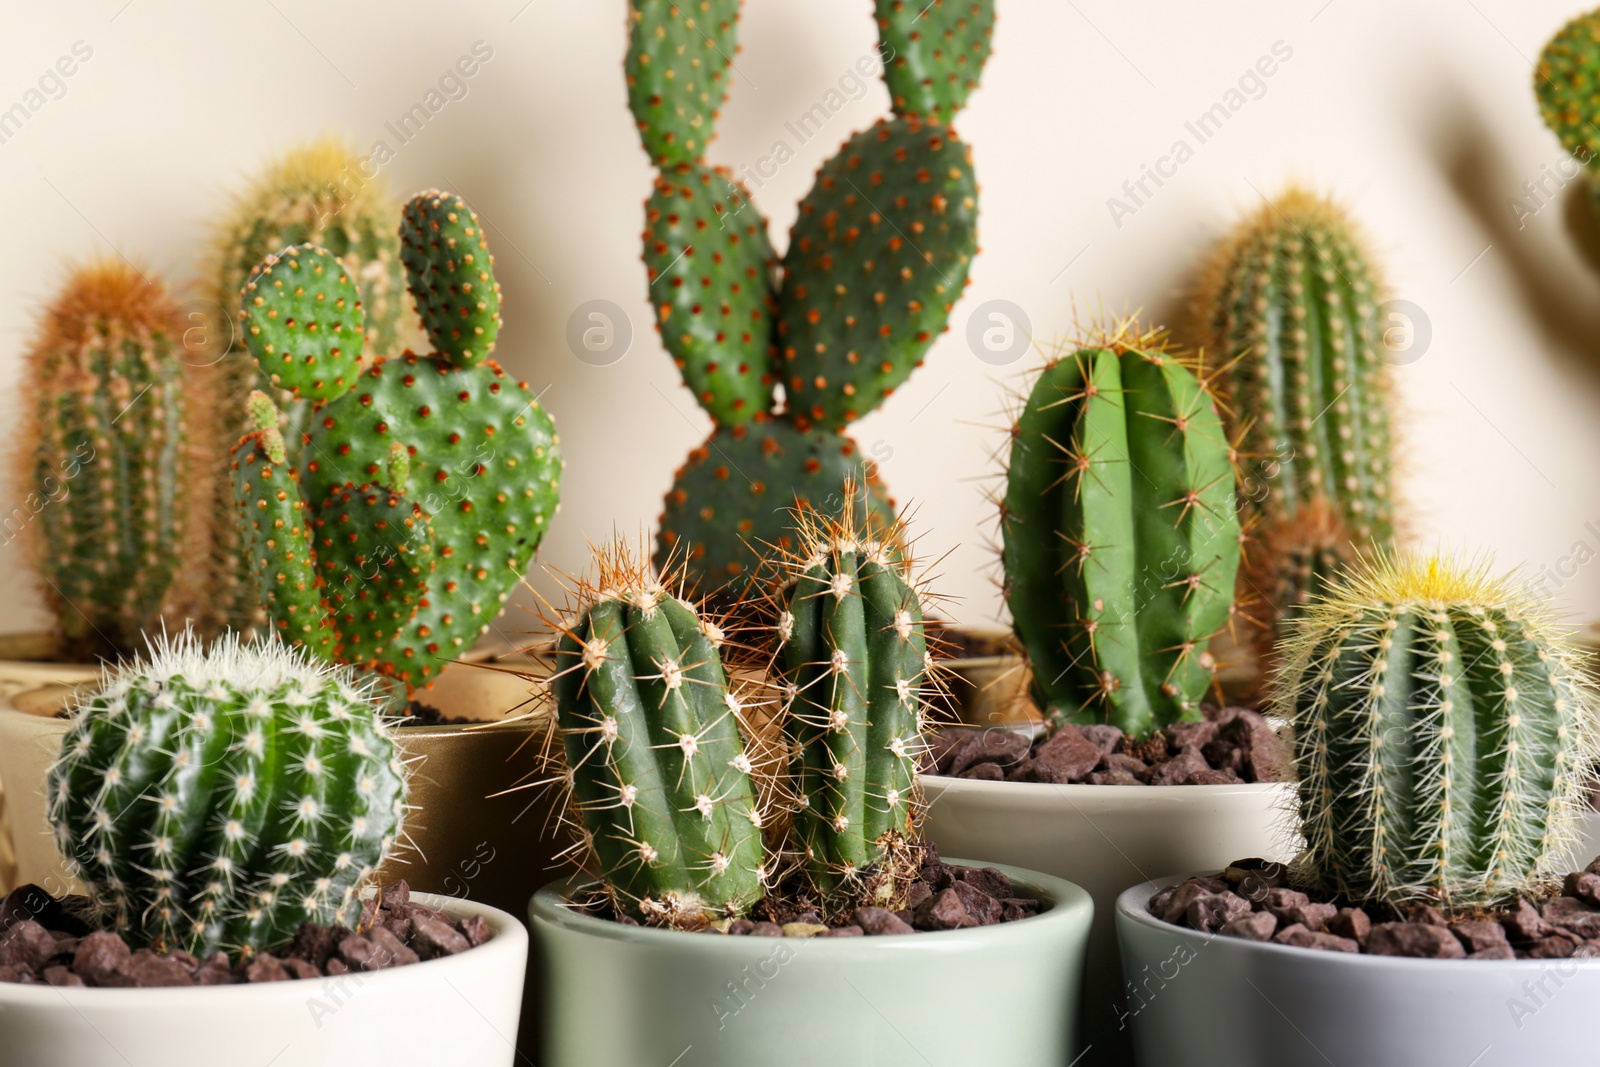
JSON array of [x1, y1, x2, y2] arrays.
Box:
[[209, 140, 410, 638], [1002, 320, 1243, 737], [21, 261, 195, 657], [233, 190, 562, 689], [632, 0, 994, 598], [773, 493, 932, 902], [1195, 188, 1394, 656], [1537, 10, 1600, 184], [549, 542, 766, 926], [1276, 554, 1600, 914], [47, 631, 408, 956]]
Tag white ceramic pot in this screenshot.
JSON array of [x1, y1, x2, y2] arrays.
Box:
[[0, 892, 527, 1067], [920, 774, 1299, 1066], [530, 860, 1093, 1067], [1117, 876, 1600, 1066]]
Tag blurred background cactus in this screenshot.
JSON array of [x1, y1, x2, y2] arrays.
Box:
[[1001, 319, 1242, 736], [1194, 188, 1396, 663], [231, 192, 563, 690], [47, 631, 408, 956], [629, 0, 992, 597], [1277, 553, 1600, 913], [1537, 9, 1600, 214], [206, 140, 412, 638], [18, 260, 198, 659], [548, 502, 938, 925]]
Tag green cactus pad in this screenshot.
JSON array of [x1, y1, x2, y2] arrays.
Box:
[[401, 191, 502, 368], [778, 118, 978, 429], [1279, 555, 1600, 913], [301, 355, 562, 686], [312, 483, 436, 673], [625, 0, 741, 166], [875, 0, 995, 124], [48, 633, 407, 956], [1536, 9, 1600, 165], [778, 509, 927, 900], [644, 163, 775, 425], [239, 245, 364, 403], [552, 558, 765, 924], [655, 421, 896, 598], [231, 424, 335, 661], [1003, 332, 1241, 737]]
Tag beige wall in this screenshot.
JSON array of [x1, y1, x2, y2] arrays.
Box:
[[3, 0, 1599, 643]]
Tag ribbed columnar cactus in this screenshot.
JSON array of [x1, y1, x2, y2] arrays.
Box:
[[550, 543, 765, 925], [1277, 554, 1600, 913], [1002, 322, 1242, 737], [232, 191, 562, 689], [633, 0, 994, 596], [774, 498, 930, 898], [47, 632, 407, 956], [21, 261, 193, 656], [208, 140, 410, 637], [1195, 189, 1394, 652]]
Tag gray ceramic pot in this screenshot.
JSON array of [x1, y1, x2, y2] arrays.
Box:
[[1117, 876, 1600, 1067], [922, 774, 1298, 1066], [529, 860, 1093, 1067]]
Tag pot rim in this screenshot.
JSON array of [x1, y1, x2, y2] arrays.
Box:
[[530, 857, 1092, 949], [921, 773, 1295, 798], [0, 891, 527, 1005], [1117, 874, 1600, 971]]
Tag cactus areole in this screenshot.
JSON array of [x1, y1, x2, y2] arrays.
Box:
[[634, 0, 995, 596]]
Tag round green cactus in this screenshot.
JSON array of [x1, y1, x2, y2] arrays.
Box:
[[238, 245, 364, 402], [655, 421, 896, 598], [550, 545, 765, 925], [1276, 554, 1600, 913], [775, 498, 930, 899], [1536, 8, 1600, 168], [1002, 323, 1242, 737], [47, 632, 408, 956], [23, 260, 193, 656]]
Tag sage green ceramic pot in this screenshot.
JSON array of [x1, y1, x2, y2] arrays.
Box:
[[529, 860, 1092, 1067]]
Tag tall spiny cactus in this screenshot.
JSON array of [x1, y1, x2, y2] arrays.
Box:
[[47, 631, 408, 956], [774, 493, 931, 900], [232, 192, 563, 689], [208, 140, 411, 637], [549, 541, 766, 926], [1194, 188, 1394, 656], [632, 0, 994, 596], [1002, 320, 1243, 737], [21, 261, 194, 657], [1276, 554, 1600, 913]]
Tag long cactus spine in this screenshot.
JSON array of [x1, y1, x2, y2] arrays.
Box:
[[550, 542, 765, 925], [21, 261, 193, 656], [1277, 554, 1600, 913], [47, 632, 408, 956], [1002, 321, 1242, 737]]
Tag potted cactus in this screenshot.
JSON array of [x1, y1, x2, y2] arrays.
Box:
[[1116, 553, 1600, 1066], [0, 632, 526, 1067], [918, 319, 1300, 1065], [1, 188, 568, 944], [527, 504, 1093, 1067]]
